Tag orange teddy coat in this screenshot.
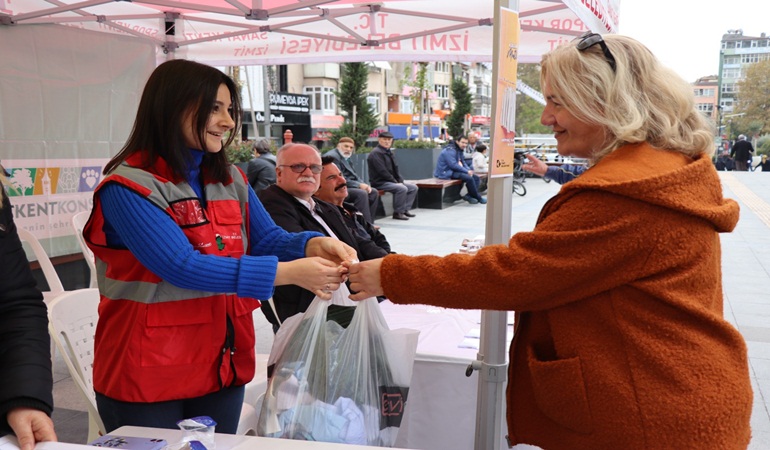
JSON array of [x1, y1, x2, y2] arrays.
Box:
[[382, 143, 752, 449]]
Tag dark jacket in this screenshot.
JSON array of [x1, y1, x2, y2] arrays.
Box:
[[257, 185, 387, 326], [336, 201, 392, 254], [730, 140, 754, 161], [434, 142, 471, 179], [246, 155, 276, 193], [0, 190, 53, 437], [324, 148, 365, 190], [367, 145, 404, 186]]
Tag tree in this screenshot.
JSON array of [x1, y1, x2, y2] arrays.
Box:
[[332, 63, 378, 149], [733, 59, 770, 137], [402, 62, 433, 140], [446, 77, 472, 139], [515, 64, 551, 136]]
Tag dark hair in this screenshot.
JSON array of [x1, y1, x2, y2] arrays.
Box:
[[253, 138, 271, 155], [321, 155, 336, 166], [104, 60, 242, 183], [455, 135, 467, 142], [476, 144, 487, 152]]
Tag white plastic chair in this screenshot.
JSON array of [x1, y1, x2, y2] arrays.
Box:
[[46, 288, 106, 442], [17, 227, 65, 301], [71, 211, 98, 289], [47, 289, 262, 439], [18, 228, 65, 362]]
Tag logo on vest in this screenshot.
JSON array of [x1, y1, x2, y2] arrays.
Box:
[[215, 234, 225, 251]]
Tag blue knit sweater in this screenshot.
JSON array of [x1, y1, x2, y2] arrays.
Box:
[[98, 150, 321, 301]]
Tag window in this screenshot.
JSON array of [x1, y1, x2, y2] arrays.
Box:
[[435, 84, 449, 99], [303, 86, 336, 114], [400, 98, 413, 113], [722, 68, 741, 79], [696, 103, 714, 113], [367, 93, 380, 113], [742, 54, 760, 64], [721, 83, 736, 94], [694, 88, 714, 97], [435, 62, 450, 73], [723, 56, 740, 65]]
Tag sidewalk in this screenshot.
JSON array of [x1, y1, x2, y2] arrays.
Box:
[[52, 171, 770, 447]]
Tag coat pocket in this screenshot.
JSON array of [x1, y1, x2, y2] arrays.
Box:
[[141, 298, 218, 367], [527, 346, 593, 434]]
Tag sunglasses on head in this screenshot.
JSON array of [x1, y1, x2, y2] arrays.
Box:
[[279, 163, 323, 174], [575, 32, 617, 73]]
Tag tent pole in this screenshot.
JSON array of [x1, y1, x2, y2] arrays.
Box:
[[475, 0, 517, 449]]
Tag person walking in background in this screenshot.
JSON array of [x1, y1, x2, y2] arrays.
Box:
[[521, 152, 586, 184], [324, 136, 379, 223], [349, 33, 751, 449], [730, 134, 754, 171], [83, 59, 355, 434], [434, 135, 486, 204], [246, 138, 276, 193], [0, 173, 57, 450], [367, 131, 417, 220]]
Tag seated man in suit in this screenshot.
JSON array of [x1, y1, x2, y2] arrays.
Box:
[[323, 137, 379, 223], [258, 143, 388, 330], [315, 156, 393, 255]]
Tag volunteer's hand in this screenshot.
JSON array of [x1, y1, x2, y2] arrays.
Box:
[[306, 237, 357, 265], [7, 407, 57, 450], [359, 183, 372, 194], [521, 153, 548, 176], [276, 257, 347, 300], [348, 258, 385, 301]]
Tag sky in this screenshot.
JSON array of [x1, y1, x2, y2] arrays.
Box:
[[617, 0, 770, 82]]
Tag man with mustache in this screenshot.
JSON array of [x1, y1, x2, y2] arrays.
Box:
[[323, 137, 379, 224], [315, 156, 392, 255], [258, 143, 388, 329]]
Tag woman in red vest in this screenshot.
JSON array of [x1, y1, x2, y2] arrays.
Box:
[[84, 60, 355, 434]]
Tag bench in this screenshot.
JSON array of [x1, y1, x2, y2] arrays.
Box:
[[408, 178, 463, 209]]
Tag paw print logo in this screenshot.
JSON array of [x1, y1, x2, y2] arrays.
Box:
[[78, 166, 102, 192], [82, 169, 100, 189]]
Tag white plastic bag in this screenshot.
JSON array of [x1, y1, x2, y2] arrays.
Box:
[[257, 285, 419, 447]]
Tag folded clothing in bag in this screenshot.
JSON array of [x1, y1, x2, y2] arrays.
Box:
[[257, 287, 418, 447]]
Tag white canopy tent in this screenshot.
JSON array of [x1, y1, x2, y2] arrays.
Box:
[[1, 1, 619, 449], [3, 0, 618, 64]]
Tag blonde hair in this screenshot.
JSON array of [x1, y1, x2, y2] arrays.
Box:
[[540, 34, 715, 163]]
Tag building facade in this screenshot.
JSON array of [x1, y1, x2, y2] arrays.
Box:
[[718, 30, 770, 115]]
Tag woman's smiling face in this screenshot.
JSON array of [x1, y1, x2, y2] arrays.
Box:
[[182, 83, 235, 153], [540, 82, 606, 159]]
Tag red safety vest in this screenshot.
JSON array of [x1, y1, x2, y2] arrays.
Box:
[[84, 153, 260, 403]]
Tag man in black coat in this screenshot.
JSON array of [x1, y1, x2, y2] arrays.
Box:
[[366, 132, 417, 220], [315, 156, 393, 254], [323, 136, 379, 223], [0, 184, 57, 448], [257, 143, 388, 329], [730, 134, 754, 171]]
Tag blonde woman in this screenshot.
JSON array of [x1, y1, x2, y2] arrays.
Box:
[[349, 34, 751, 448], [0, 169, 57, 450]]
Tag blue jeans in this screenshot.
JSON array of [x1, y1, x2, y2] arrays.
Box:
[[96, 385, 245, 434], [451, 172, 481, 200]]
